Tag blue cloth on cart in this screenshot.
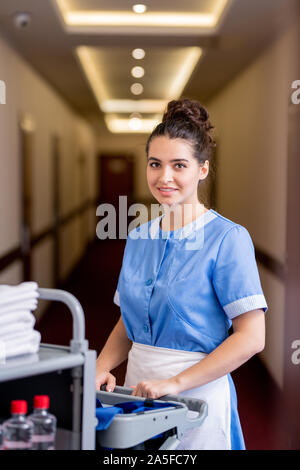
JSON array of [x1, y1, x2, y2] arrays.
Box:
[[95, 398, 124, 430], [95, 398, 176, 436], [115, 400, 176, 414]]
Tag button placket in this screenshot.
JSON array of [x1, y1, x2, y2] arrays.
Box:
[[143, 240, 168, 340]]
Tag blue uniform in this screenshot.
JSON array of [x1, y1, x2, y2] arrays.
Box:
[[114, 209, 268, 449]]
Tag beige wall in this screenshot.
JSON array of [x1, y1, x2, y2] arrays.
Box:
[[206, 21, 299, 388], [0, 33, 97, 319]]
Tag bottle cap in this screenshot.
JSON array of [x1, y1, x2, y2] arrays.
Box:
[[34, 395, 49, 409], [11, 400, 27, 414]]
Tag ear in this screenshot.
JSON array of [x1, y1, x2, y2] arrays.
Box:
[[199, 160, 209, 181]]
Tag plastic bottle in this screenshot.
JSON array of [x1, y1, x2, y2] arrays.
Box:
[[28, 395, 57, 450], [3, 400, 33, 450]]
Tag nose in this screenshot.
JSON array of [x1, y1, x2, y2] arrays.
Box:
[[159, 166, 174, 184]]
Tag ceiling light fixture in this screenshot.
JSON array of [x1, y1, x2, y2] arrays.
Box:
[[77, 46, 201, 112], [168, 47, 202, 99], [132, 4, 147, 14], [76, 47, 109, 101], [132, 48, 145, 60], [100, 100, 167, 114], [105, 115, 160, 134], [64, 12, 214, 27], [131, 66, 144, 78], [76, 45, 203, 133], [130, 83, 144, 95], [129, 117, 142, 131], [56, 0, 230, 31]]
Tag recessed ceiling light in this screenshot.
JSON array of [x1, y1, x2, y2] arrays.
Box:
[[56, 0, 229, 30], [131, 83, 144, 95], [131, 66, 144, 78], [105, 115, 160, 133], [132, 4, 147, 14], [132, 48, 145, 60], [129, 117, 142, 131], [100, 100, 167, 114], [130, 112, 142, 119]]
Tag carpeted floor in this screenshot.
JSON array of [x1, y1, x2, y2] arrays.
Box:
[[36, 239, 291, 450]]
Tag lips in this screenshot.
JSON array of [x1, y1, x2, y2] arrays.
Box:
[[158, 187, 178, 191]]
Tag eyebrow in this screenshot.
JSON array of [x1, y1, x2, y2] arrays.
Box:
[[148, 157, 189, 163]]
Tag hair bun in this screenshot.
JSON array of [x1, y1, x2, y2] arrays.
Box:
[[162, 99, 214, 145]]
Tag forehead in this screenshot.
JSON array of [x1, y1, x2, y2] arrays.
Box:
[[148, 136, 194, 161]]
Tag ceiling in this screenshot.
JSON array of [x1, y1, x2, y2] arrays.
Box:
[[0, 0, 293, 135]]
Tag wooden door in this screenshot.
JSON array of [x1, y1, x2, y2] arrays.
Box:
[[98, 154, 135, 239], [99, 154, 134, 206]]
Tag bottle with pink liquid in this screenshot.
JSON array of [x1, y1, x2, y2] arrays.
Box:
[[3, 400, 33, 450], [28, 395, 57, 450]]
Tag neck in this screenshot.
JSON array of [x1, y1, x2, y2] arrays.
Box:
[[161, 202, 207, 231]]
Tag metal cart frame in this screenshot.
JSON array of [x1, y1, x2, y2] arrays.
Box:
[[0, 288, 96, 450], [0, 287, 208, 450]]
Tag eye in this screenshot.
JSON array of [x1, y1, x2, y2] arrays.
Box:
[[149, 162, 160, 168], [175, 163, 186, 168]]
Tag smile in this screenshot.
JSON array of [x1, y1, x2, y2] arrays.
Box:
[[158, 188, 178, 193]]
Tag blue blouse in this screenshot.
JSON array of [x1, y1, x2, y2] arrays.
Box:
[[114, 209, 268, 354]]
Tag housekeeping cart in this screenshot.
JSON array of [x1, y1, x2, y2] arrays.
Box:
[[0, 288, 208, 450], [96, 385, 208, 450]]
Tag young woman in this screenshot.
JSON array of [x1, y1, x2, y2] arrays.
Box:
[[95, 99, 268, 450]]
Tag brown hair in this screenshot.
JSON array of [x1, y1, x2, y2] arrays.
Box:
[[146, 99, 216, 165]]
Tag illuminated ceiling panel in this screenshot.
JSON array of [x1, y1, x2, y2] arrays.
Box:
[[54, 0, 230, 34], [76, 46, 202, 133], [52, 1, 231, 133]]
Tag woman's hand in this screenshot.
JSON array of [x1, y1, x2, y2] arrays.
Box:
[[130, 377, 180, 399], [95, 369, 116, 392]]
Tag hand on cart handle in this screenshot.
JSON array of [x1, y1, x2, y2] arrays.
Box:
[[129, 377, 180, 399], [95, 369, 116, 392]]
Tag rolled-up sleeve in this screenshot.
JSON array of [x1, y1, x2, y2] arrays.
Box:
[[113, 289, 120, 307], [212, 225, 268, 319]]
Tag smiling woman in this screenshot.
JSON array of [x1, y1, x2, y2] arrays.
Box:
[[95, 98, 268, 450], [146, 99, 215, 230]]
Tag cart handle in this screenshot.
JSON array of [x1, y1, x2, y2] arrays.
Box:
[[100, 384, 208, 415], [38, 288, 88, 353]]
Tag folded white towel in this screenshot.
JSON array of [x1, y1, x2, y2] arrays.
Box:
[[0, 330, 41, 360], [0, 329, 40, 346], [0, 322, 36, 339], [0, 299, 38, 316], [0, 311, 36, 328], [0, 282, 38, 295], [0, 282, 39, 308], [0, 291, 39, 309]]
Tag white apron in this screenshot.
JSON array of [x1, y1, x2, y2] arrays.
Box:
[[124, 342, 232, 450]]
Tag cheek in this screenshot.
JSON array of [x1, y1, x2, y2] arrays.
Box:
[[146, 168, 156, 186], [178, 172, 199, 188]]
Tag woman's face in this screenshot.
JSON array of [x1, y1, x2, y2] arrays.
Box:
[[146, 135, 208, 207]]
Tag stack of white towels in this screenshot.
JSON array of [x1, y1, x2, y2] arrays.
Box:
[[0, 282, 41, 361]]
